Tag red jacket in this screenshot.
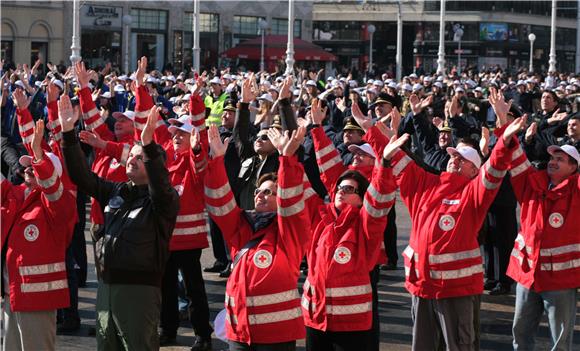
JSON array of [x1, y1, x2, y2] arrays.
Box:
[[2, 154, 77, 312], [78, 87, 131, 225], [390, 136, 516, 299], [204, 155, 309, 344], [507, 142, 580, 292], [310, 125, 388, 265], [303, 163, 395, 332]]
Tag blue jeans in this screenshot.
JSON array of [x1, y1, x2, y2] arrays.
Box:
[[512, 283, 577, 350]]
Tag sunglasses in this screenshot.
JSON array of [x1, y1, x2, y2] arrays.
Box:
[[254, 188, 277, 197], [256, 134, 269, 141], [336, 185, 359, 195]]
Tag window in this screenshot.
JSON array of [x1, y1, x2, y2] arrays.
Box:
[[184, 13, 219, 33], [233, 16, 264, 35], [270, 18, 302, 38], [1, 41, 13, 64], [131, 8, 167, 31]]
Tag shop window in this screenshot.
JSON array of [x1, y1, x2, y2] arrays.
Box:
[[30, 42, 48, 66], [81, 31, 122, 68], [312, 21, 361, 41], [233, 16, 264, 35], [270, 18, 302, 38], [131, 8, 167, 31], [1, 41, 13, 64], [183, 13, 219, 33]]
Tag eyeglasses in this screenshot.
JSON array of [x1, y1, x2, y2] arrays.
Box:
[[254, 188, 277, 196], [336, 185, 359, 194], [256, 134, 269, 141]]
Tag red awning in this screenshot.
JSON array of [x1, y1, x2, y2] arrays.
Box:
[[221, 35, 337, 62]]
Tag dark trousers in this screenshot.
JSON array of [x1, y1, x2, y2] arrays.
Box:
[[57, 192, 87, 322], [483, 205, 517, 286], [383, 207, 398, 265], [306, 326, 370, 351], [160, 249, 212, 339], [228, 340, 296, 351], [367, 266, 380, 351], [209, 218, 230, 264]]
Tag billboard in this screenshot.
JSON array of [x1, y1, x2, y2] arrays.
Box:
[[480, 23, 508, 41]]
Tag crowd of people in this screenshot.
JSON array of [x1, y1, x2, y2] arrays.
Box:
[[1, 54, 579, 351]]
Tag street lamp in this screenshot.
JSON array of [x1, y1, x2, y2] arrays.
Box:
[[436, 0, 446, 75], [528, 33, 536, 73], [122, 15, 132, 74], [259, 19, 268, 72], [453, 24, 463, 75], [192, 0, 200, 73], [70, 0, 82, 64], [548, 0, 557, 72], [367, 24, 376, 76], [395, 0, 403, 81], [284, 0, 295, 76]]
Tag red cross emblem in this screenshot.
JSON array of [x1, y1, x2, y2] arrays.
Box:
[[253, 250, 272, 269], [548, 213, 564, 228], [334, 247, 351, 264], [439, 215, 455, 231], [23, 224, 39, 242]]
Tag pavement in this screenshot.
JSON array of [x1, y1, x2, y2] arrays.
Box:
[[56, 199, 580, 350]]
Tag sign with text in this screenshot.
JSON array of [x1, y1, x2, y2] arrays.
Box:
[[81, 5, 123, 28]]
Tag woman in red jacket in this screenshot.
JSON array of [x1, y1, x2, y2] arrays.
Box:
[[204, 124, 309, 351], [302, 103, 397, 350]]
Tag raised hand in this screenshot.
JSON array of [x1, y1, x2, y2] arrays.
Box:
[[191, 76, 205, 96], [375, 120, 396, 140], [279, 76, 293, 100], [310, 98, 328, 125], [12, 89, 30, 109], [266, 127, 286, 154], [190, 128, 201, 153], [79, 130, 106, 149], [524, 121, 538, 143], [480, 127, 490, 157], [141, 106, 159, 146], [207, 124, 229, 157], [432, 116, 444, 129], [548, 109, 568, 125], [47, 82, 60, 103], [383, 133, 410, 161], [135, 56, 148, 86], [74, 61, 90, 89], [502, 116, 526, 143], [335, 97, 346, 112], [488, 87, 511, 126], [282, 126, 306, 156], [58, 94, 79, 132], [31, 120, 45, 162], [350, 100, 372, 131], [409, 94, 422, 115], [241, 74, 257, 103]]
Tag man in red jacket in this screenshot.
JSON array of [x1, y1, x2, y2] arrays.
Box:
[[2, 120, 76, 351], [383, 115, 525, 350], [507, 142, 579, 350]]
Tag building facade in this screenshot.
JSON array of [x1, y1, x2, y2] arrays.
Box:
[[2, 1, 313, 73], [1, 2, 66, 71], [312, 0, 579, 75]]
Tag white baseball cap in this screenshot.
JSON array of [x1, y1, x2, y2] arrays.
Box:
[[19, 152, 63, 177], [51, 79, 64, 90], [306, 80, 317, 87], [113, 84, 126, 93], [258, 93, 274, 103], [446, 146, 481, 169], [168, 115, 194, 134], [112, 110, 136, 121], [100, 91, 112, 99], [547, 144, 580, 166], [209, 77, 221, 85], [412, 83, 424, 92], [347, 143, 376, 159]]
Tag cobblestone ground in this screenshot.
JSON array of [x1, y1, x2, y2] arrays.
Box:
[[56, 199, 580, 350]]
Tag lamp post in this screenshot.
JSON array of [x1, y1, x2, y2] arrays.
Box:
[[528, 33, 536, 73], [284, 0, 295, 76], [192, 0, 200, 73], [122, 15, 132, 74], [436, 0, 446, 75], [395, 0, 403, 81], [453, 24, 463, 76], [259, 19, 268, 72], [367, 24, 376, 76], [548, 0, 557, 72], [70, 0, 82, 64]]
